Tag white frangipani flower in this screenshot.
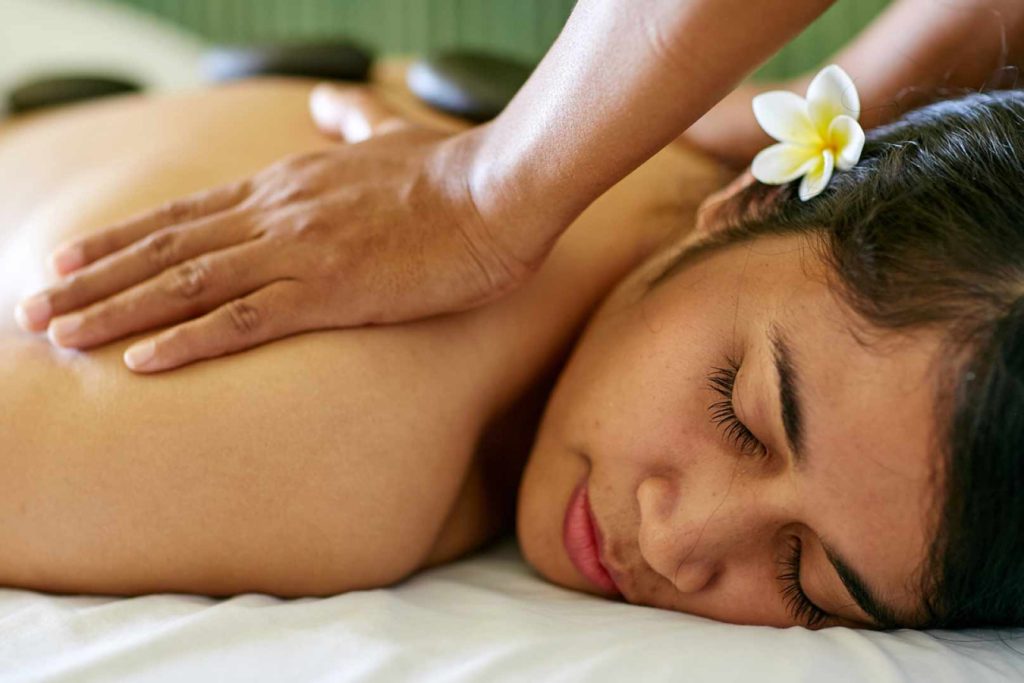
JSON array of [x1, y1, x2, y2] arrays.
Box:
[[750, 65, 865, 201]]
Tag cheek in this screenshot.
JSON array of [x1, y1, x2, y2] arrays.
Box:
[[515, 304, 680, 583], [598, 290, 741, 459], [516, 255, 752, 583], [551, 303, 694, 461], [559, 261, 753, 467]]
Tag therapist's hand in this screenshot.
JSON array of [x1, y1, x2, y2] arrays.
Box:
[[15, 86, 541, 372]]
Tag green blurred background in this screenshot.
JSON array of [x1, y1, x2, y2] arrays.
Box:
[[105, 0, 892, 81]]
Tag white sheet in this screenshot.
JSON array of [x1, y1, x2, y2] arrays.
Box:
[[1, 536, 1022, 682]]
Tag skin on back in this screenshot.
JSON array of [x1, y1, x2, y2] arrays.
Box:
[[0, 78, 728, 596]]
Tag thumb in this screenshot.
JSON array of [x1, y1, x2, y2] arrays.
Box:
[[309, 84, 412, 143]]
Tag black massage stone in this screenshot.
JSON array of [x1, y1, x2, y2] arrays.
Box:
[[406, 51, 534, 122], [203, 41, 373, 83], [8, 75, 142, 115]]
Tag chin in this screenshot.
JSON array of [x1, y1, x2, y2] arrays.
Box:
[[512, 258, 650, 599], [516, 440, 570, 585], [515, 428, 609, 597]]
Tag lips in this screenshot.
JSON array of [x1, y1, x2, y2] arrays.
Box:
[[563, 477, 622, 596]]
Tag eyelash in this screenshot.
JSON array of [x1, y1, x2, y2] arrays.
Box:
[[705, 357, 831, 627], [778, 536, 831, 628], [706, 357, 769, 460]]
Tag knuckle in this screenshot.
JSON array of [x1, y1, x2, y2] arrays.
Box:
[[225, 299, 262, 336], [67, 237, 97, 263], [142, 230, 180, 269], [246, 226, 267, 242], [52, 268, 99, 309], [224, 178, 252, 201], [292, 213, 331, 240], [92, 224, 133, 257], [167, 259, 211, 300], [47, 279, 76, 309], [81, 301, 112, 330], [288, 149, 329, 168], [272, 151, 319, 178], [250, 153, 330, 207], [159, 198, 198, 224], [277, 183, 314, 205]]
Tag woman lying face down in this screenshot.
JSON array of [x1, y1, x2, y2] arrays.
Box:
[[1, 83, 1020, 632], [518, 90, 1024, 630]]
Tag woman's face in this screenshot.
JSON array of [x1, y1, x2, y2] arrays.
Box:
[[516, 219, 944, 629]]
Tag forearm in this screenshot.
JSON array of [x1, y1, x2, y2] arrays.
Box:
[[825, 0, 1024, 129], [682, 0, 1024, 167], [467, 0, 834, 260]]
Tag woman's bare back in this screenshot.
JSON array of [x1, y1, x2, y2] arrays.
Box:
[[0, 78, 727, 597]]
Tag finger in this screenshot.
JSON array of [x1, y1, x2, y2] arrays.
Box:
[[309, 83, 412, 143], [122, 280, 305, 373], [21, 211, 255, 333], [46, 237, 282, 349], [48, 179, 251, 277]]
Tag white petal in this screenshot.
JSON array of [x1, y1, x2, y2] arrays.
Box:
[[827, 115, 865, 170], [751, 143, 820, 184], [752, 91, 820, 146], [799, 149, 835, 201], [806, 65, 860, 138]]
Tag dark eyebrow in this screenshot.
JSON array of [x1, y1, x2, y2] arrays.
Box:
[[768, 323, 806, 468], [821, 542, 903, 629], [768, 323, 905, 629]]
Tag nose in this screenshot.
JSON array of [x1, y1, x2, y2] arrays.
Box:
[[636, 473, 774, 595]]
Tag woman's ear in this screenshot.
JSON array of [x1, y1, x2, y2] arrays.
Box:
[[309, 84, 414, 143], [693, 169, 757, 237]]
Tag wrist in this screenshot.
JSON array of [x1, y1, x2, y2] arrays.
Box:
[[420, 123, 559, 289], [457, 121, 576, 268]]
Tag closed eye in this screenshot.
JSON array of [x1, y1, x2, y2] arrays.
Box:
[[706, 356, 834, 627], [706, 356, 769, 460], [778, 535, 832, 627]]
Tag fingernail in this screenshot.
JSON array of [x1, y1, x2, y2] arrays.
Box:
[[124, 340, 156, 370], [51, 244, 84, 274], [48, 314, 83, 346], [15, 294, 51, 330]]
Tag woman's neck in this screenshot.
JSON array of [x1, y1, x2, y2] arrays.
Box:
[[421, 354, 566, 568]]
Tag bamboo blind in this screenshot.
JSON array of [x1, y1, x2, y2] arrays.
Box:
[[105, 0, 891, 80]]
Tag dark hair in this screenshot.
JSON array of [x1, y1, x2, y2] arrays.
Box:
[[654, 90, 1024, 629]]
